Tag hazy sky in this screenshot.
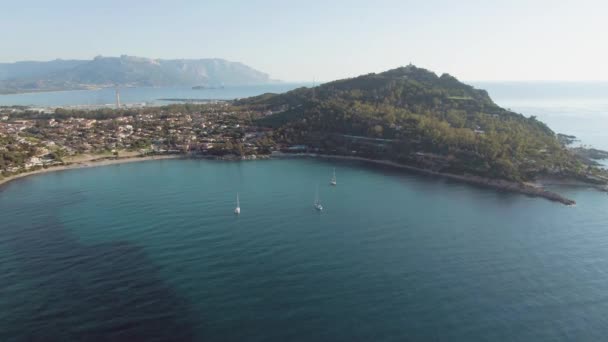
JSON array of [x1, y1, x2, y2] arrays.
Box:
[[1, 0, 606, 82]]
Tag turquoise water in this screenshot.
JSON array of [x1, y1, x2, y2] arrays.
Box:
[[2, 158, 608, 341], [1, 82, 608, 340]]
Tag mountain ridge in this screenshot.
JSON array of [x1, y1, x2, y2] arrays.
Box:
[[0, 55, 275, 93]]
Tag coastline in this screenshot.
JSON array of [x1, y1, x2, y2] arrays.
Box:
[[0, 154, 182, 189], [0, 151, 581, 205], [271, 152, 579, 206]]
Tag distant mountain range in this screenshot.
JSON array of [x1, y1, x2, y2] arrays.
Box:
[[0, 55, 275, 94]]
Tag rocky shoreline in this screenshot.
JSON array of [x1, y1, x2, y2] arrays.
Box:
[[271, 153, 578, 206], [0, 152, 580, 206]]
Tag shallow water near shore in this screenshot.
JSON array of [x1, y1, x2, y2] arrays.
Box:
[[1, 158, 608, 341]]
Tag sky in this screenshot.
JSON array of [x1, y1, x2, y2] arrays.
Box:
[[1, 0, 607, 82]]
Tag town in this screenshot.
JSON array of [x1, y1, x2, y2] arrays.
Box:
[[0, 103, 277, 177]]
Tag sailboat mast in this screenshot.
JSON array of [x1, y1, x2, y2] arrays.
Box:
[[330, 168, 337, 185]]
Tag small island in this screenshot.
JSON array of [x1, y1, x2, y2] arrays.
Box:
[[192, 85, 225, 90], [2, 65, 607, 205]]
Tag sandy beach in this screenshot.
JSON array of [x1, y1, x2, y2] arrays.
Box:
[[0, 154, 182, 189], [0, 151, 584, 205], [0, 152, 266, 190]]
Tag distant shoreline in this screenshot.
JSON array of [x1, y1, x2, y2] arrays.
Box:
[[0, 87, 98, 96], [0, 152, 584, 205]]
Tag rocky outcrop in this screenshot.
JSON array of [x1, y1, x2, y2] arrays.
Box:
[[272, 152, 577, 206]]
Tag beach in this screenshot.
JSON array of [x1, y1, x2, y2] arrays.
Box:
[[0, 151, 585, 205], [0, 154, 182, 189]]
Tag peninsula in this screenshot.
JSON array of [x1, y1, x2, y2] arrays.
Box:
[[2, 65, 607, 204]]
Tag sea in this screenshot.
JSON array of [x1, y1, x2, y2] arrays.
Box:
[[475, 81, 608, 152], [1, 82, 608, 341], [0, 84, 308, 107]]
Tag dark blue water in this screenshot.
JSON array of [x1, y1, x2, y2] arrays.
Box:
[[2, 158, 608, 341]]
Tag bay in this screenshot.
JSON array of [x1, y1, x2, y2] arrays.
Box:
[[1, 158, 608, 341], [0, 84, 308, 107], [1, 81, 608, 341]]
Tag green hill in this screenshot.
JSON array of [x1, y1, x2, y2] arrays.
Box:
[[238, 65, 604, 182]]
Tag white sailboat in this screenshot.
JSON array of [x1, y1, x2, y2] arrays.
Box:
[[234, 193, 241, 215], [314, 185, 323, 211], [330, 168, 337, 186]]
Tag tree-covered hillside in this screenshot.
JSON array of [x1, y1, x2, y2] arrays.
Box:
[[238, 65, 604, 182]]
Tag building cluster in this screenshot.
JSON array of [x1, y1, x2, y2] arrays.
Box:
[[0, 105, 276, 174]]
